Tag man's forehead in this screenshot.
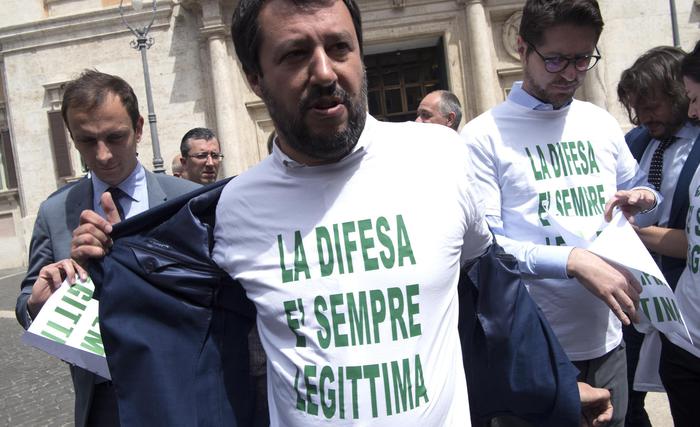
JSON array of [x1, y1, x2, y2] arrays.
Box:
[[629, 90, 667, 109], [189, 137, 219, 146], [537, 24, 598, 52], [257, 0, 354, 35]]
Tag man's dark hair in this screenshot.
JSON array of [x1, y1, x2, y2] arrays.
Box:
[[681, 40, 700, 84], [232, 0, 363, 77], [180, 127, 217, 157], [61, 69, 140, 134], [435, 90, 463, 131], [519, 0, 603, 48], [617, 46, 688, 126]]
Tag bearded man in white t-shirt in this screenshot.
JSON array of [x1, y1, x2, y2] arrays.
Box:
[[214, 0, 495, 425], [462, 1, 660, 426], [70, 0, 615, 424]]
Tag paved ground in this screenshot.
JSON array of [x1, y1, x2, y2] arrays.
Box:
[[0, 267, 676, 426], [0, 268, 73, 426]]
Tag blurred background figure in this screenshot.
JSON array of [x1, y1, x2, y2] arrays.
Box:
[[415, 90, 462, 131], [180, 127, 223, 185], [171, 154, 186, 179]]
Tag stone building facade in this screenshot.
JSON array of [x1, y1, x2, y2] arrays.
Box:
[[0, 0, 698, 269]]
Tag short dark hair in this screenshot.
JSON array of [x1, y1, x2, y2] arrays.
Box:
[[681, 40, 700, 84], [180, 127, 217, 157], [434, 90, 462, 131], [61, 70, 140, 134], [519, 0, 604, 48], [617, 46, 688, 126], [232, 0, 363, 77]]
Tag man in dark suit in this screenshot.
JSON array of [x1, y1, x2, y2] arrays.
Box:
[[617, 46, 700, 427], [15, 70, 199, 426]]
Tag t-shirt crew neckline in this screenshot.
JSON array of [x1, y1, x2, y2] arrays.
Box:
[[271, 114, 374, 174]]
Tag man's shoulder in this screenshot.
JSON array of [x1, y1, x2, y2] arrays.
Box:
[[371, 119, 466, 157], [463, 102, 513, 131], [376, 118, 458, 139], [39, 177, 90, 210], [570, 98, 615, 118], [624, 126, 650, 143], [148, 170, 200, 194]]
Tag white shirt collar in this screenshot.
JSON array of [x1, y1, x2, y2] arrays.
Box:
[[91, 162, 147, 218]]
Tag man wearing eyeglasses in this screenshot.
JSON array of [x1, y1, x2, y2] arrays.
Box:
[[462, 1, 660, 426], [180, 127, 224, 185]]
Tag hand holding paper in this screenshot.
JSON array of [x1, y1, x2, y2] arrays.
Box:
[[27, 258, 88, 319], [566, 247, 641, 326], [23, 276, 109, 379]]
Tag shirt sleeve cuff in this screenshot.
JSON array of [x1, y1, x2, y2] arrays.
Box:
[[531, 245, 575, 279], [630, 185, 661, 227]]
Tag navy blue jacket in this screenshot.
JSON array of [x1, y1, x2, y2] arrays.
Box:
[[627, 126, 700, 289], [91, 178, 580, 426]]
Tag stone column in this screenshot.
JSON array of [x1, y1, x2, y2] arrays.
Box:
[[464, 0, 499, 113], [201, 23, 252, 175]]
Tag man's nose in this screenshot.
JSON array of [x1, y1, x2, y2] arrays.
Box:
[[309, 48, 337, 87], [636, 108, 652, 123], [688, 104, 699, 120], [560, 62, 579, 81], [95, 141, 112, 162]]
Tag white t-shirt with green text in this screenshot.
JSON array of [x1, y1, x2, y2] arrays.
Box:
[[213, 116, 492, 426], [464, 98, 639, 361], [674, 169, 700, 358]]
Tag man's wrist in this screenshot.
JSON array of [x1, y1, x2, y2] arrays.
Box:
[[631, 186, 657, 214]]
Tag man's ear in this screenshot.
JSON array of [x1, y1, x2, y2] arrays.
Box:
[[516, 36, 527, 62], [246, 73, 264, 98], [446, 112, 457, 128], [135, 116, 145, 143], [180, 155, 187, 167]]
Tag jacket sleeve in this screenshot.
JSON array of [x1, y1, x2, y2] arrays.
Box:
[[459, 243, 581, 426], [16, 206, 55, 329]]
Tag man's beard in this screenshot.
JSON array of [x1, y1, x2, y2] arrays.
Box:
[[261, 75, 368, 162], [523, 71, 579, 109]]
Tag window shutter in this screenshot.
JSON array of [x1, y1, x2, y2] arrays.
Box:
[[48, 110, 73, 179], [0, 128, 17, 189]]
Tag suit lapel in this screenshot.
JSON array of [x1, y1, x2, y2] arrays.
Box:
[[626, 127, 652, 163], [64, 177, 93, 232], [145, 169, 168, 208]]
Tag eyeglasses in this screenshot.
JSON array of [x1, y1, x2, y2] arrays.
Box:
[[526, 41, 601, 73], [188, 152, 224, 161]]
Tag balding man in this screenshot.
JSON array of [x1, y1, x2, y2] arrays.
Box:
[[415, 90, 462, 131], [171, 154, 186, 178]]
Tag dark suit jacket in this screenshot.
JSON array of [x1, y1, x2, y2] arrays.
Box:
[[627, 125, 700, 289], [15, 167, 199, 427], [91, 179, 580, 427]]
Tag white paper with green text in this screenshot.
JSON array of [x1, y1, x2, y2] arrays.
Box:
[[548, 210, 692, 349], [22, 277, 109, 379]]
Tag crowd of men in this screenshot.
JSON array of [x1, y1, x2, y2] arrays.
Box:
[[13, 0, 700, 425]]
